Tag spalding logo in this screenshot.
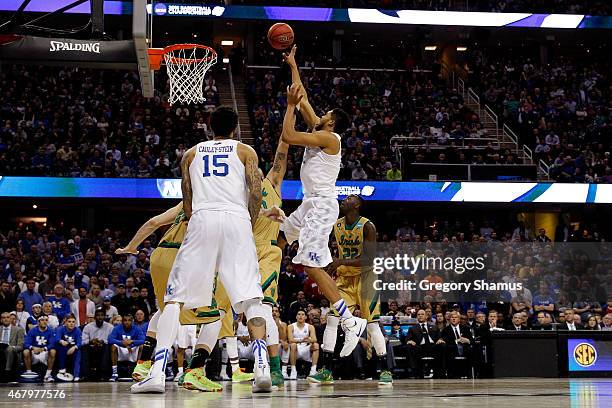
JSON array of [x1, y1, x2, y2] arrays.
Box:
[[573, 342, 597, 367], [49, 41, 100, 53]]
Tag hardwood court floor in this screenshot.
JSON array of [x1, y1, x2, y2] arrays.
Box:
[[1, 378, 611, 408]]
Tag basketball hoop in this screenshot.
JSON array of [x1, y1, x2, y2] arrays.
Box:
[[148, 44, 217, 105]]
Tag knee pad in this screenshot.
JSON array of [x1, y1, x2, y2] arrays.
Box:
[[367, 322, 387, 356], [146, 310, 161, 335], [242, 298, 266, 321], [322, 315, 340, 353], [196, 319, 222, 352], [262, 304, 279, 346]]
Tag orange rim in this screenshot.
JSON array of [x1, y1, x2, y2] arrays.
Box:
[[148, 44, 217, 70]]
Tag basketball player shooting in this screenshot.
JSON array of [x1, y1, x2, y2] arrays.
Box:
[[280, 46, 368, 370]]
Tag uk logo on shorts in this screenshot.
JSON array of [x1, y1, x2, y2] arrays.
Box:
[[166, 284, 174, 296], [308, 252, 321, 264]]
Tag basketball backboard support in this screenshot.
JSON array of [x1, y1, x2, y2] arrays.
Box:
[[133, 0, 154, 98]]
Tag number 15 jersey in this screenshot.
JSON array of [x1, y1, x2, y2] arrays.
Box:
[[190, 139, 250, 220]]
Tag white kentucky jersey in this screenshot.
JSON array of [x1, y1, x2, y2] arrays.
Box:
[[300, 132, 341, 198], [291, 322, 310, 342], [189, 139, 250, 219]]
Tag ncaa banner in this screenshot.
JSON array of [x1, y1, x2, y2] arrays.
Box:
[[1, 177, 612, 203]]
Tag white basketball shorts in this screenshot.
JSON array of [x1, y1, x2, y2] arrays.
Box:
[[281, 197, 339, 268], [164, 210, 263, 313]]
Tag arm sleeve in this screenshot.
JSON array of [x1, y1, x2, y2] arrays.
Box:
[[81, 325, 90, 345], [24, 330, 33, 349], [131, 327, 145, 347], [108, 326, 122, 346], [75, 328, 82, 348]]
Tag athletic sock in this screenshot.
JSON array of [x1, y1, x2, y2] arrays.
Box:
[[140, 336, 158, 362], [112, 365, 118, 375], [322, 351, 334, 372], [252, 339, 268, 368], [45, 369, 52, 377], [333, 299, 353, 320], [177, 367, 184, 375], [149, 303, 180, 377], [378, 354, 389, 371], [225, 337, 240, 372], [188, 348, 210, 369], [291, 365, 297, 373], [270, 355, 281, 372]]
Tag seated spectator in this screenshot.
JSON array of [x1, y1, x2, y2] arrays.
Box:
[[55, 315, 82, 381], [441, 311, 473, 378], [0, 312, 25, 382], [42, 302, 60, 329], [386, 163, 402, 181], [17, 278, 44, 314], [584, 315, 600, 331], [507, 313, 528, 331], [47, 283, 70, 322], [601, 313, 612, 331], [22, 315, 56, 382], [0, 281, 16, 314], [558, 308, 583, 331], [12, 299, 30, 331], [533, 312, 554, 331], [71, 287, 96, 329], [133, 310, 148, 334], [108, 314, 144, 382], [26, 303, 44, 332], [81, 309, 113, 381], [406, 309, 445, 378], [111, 284, 130, 316], [287, 310, 319, 379], [101, 296, 119, 322]]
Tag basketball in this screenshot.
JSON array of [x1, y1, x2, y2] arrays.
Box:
[[267, 22, 294, 50]]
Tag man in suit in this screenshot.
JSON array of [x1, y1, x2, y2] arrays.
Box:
[[507, 313, 529, 331], [406, 309, 445, 378], [601, 313, 612, 331], [0, 312, 25, 382], [558, 308, 583, 331], [533, 312, 554, 330], [441, 311, 474, 378]]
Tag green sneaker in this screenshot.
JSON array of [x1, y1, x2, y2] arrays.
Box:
[[231, 368, 254, 383], [307, 368, 334, 385], [271, 370, 284, 388], [177, 370, 189, 387], [182, 368, 223, 392], [132, 360, 152, 381], [378, 370, 393, 385]]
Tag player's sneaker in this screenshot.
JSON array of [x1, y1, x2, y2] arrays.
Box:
[[378, 370, 393, 385], [307, 368, 334, 385], [165, 365, 175, 381], [288, 368, 297, 380], [132, 360, 152, 381], [231, 368, 254, 383], [220, 369, 230, 381], [182, 368, 222, 392], [252, 363, 272, 393], [176, 370, 188, 387], [130, 372, 166, 393], [73, 377, 80, 382], [271, 370, 284, 388], [339, 316, 367, 357], [56, 369, 73, 382], [20, 370, 38, 379], [174, 370, 183, 382], [44, 374, 55, 383], [109, 373, 118, 382]]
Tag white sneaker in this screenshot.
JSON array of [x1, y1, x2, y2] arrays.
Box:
[[44, 375, 55, 383], [73, 377, 80, 382], [56, 370, 73, 382], [21, 370, 37, 379], [282, 370, 289, 380], [289, 368, 297, 380], [252, 363, 272, 393], [130, 372, 166, 394], [340, 316, 367, 357], [220, 370, 230, 381], [174, 371, 183, 382]]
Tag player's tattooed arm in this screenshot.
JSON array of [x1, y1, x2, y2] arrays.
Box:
[[267, 139, 289, 192], [241, 144, 262, 228], [116, 203, 182, 255], [181, 147, 196, 219]]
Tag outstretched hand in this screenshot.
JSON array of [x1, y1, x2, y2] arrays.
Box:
[[282, 44, 297, 67], [260, 205, 286, 223], [115, 247, 138, 255], [286, 83, 303, 106]]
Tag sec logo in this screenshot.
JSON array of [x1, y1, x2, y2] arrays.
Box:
[[573, 342, 597, 367]]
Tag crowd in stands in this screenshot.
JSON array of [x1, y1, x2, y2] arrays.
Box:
[[235, 0, 612, 15], [469, 51, 612, 183], [247, 65, 497, 181], [0, 211, 609, 382], [0, 65, 220, 179]]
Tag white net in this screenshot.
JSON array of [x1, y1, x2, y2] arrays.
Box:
[[163, 45, 217, 105]]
